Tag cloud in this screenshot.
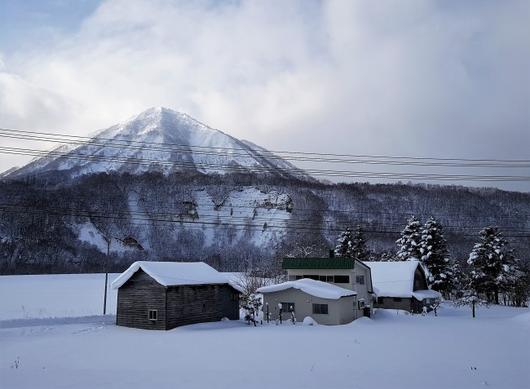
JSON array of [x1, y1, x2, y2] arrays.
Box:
[[0, 0, 529, 189]]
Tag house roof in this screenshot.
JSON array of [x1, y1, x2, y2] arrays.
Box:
[[111, 261, 242, 291], [257, 278, 357, 300], [282, 257, 358, 269], [363, 260, 440, 300]]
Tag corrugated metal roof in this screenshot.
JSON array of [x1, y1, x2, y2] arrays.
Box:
[[282, 257, 356, 269]]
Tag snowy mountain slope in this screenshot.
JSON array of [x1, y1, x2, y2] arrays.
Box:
[[9, 107, 312, 180]]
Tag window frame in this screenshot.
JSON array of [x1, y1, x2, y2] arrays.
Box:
[[148, 309, 158, 321], [281, 302, 296, 312], [312, 303, 329, 315], [333, 275, 350, 284]]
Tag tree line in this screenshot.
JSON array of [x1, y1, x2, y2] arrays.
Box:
[[330, 217, 528, 307]]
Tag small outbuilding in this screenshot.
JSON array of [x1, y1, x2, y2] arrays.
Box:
[[257, 278, 358, 325], [112, 261, 241, 330], [364, 260, 441, 313]]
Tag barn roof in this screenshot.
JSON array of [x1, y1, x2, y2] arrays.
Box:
[[282, 257, 369, 270], [111, 261, 242, 291], [257, 278, 357, 300], [363, 260, 440, 300]]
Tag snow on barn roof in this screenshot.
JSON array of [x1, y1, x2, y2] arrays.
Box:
[[257, 278, 356, 300], [111, 261, 242, 291], [363, 260, 440, 300]]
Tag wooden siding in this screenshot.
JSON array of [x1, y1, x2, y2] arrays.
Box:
[[166, 284, 239, 329], [116, 269, 240, 330], [413, 267, 428, 291], [116, 269, 167, 330]]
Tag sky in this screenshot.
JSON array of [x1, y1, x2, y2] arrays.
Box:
[[0, 0, 528, 191]]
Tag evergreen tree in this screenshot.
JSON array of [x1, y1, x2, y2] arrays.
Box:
[[467, 226, 507, 303], [351, 225, 369, 261], [497, 249, 528, 306], [419, 217, 455, 298], [334, 227, 354, 258], [396, 216, 422, 261]]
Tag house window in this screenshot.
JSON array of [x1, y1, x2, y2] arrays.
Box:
[[377, 297, 384, 304], [334, 275, 350, 283], [312, 304, 329, 314], [326, 275, 334, 282], [295, 275, 303, 280], [358, 300, 365, 310], [281, 302, 295, 312], [319, 275, 327, 281], [356, 275, 365, 285], [304, 275, 320, 280], [393, 297, 402, 302], [148, 309, 158, 321]]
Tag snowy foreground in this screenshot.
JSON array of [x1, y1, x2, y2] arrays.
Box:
[[1, 274, 529, 389]]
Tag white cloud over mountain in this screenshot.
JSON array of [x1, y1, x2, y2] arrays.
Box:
[[0, 0, 529, 189]]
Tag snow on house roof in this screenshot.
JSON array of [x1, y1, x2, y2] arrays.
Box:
[[363, 260, 439, 300], [412, 289, 442, 301], [257, 278, 356, 300], [111, 261, 242, 291]]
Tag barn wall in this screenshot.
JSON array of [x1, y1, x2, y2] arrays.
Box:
[[116, 269, 167, 330], [165, 284, 239, 329], [374, 297, 413, 312]]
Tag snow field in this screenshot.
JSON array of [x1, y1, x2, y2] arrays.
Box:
[[0, 274, 528, 389]]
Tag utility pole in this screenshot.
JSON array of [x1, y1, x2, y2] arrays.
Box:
[[103, 236, 111, 315], [102, 235, 143, 315]]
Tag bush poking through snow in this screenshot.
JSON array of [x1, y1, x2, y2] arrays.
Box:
[[302, 316, 317, 326]]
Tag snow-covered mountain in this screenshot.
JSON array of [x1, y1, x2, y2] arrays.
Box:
[[10, 107, 310, 180]]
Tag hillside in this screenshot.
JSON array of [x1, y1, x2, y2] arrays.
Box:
[[1, 172, 528, 274]]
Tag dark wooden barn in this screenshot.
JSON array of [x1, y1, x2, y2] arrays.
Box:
[[112, 261, 241, 330]]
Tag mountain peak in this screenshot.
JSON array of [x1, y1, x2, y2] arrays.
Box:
[[9, 107, 311, 181]]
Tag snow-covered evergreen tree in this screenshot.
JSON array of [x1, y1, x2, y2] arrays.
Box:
[[467, 226, 507, 303], [396, 216, 422, 261], [497, 249, 528, 306], [351, 225, 369, 261], [419, 217, 455, 297], [334, 227, 354, 258]]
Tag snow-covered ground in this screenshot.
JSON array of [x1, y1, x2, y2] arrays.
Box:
[[0, 273, 119, 320], [1, 274, 529, 389]]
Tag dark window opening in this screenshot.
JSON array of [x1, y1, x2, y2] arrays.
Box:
[[393, 297, 402, 302], [326, 275, 334, 282], [377, 297, 384, 304], [303, 275, 320, 280], [356, 275, 365, 285], [295, 275, 303, 280], [334, 275, 350, 283], [319, 275, 327, 281], [148, 309, 158, 321], [281, 302, 295, 312], [312, 304, 329, 315]]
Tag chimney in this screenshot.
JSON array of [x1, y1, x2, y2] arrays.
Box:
[[329, 249, 335, 258]]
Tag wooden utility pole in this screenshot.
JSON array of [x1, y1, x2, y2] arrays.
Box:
[[103, 237, 111, 315]]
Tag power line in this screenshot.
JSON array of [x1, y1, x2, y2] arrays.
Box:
[[1, 128, 529, 169], [2, 145, 529, 182], [53, 193, 530, 220], [2, 126, 529, 164], [1, 203, 529, 238]]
